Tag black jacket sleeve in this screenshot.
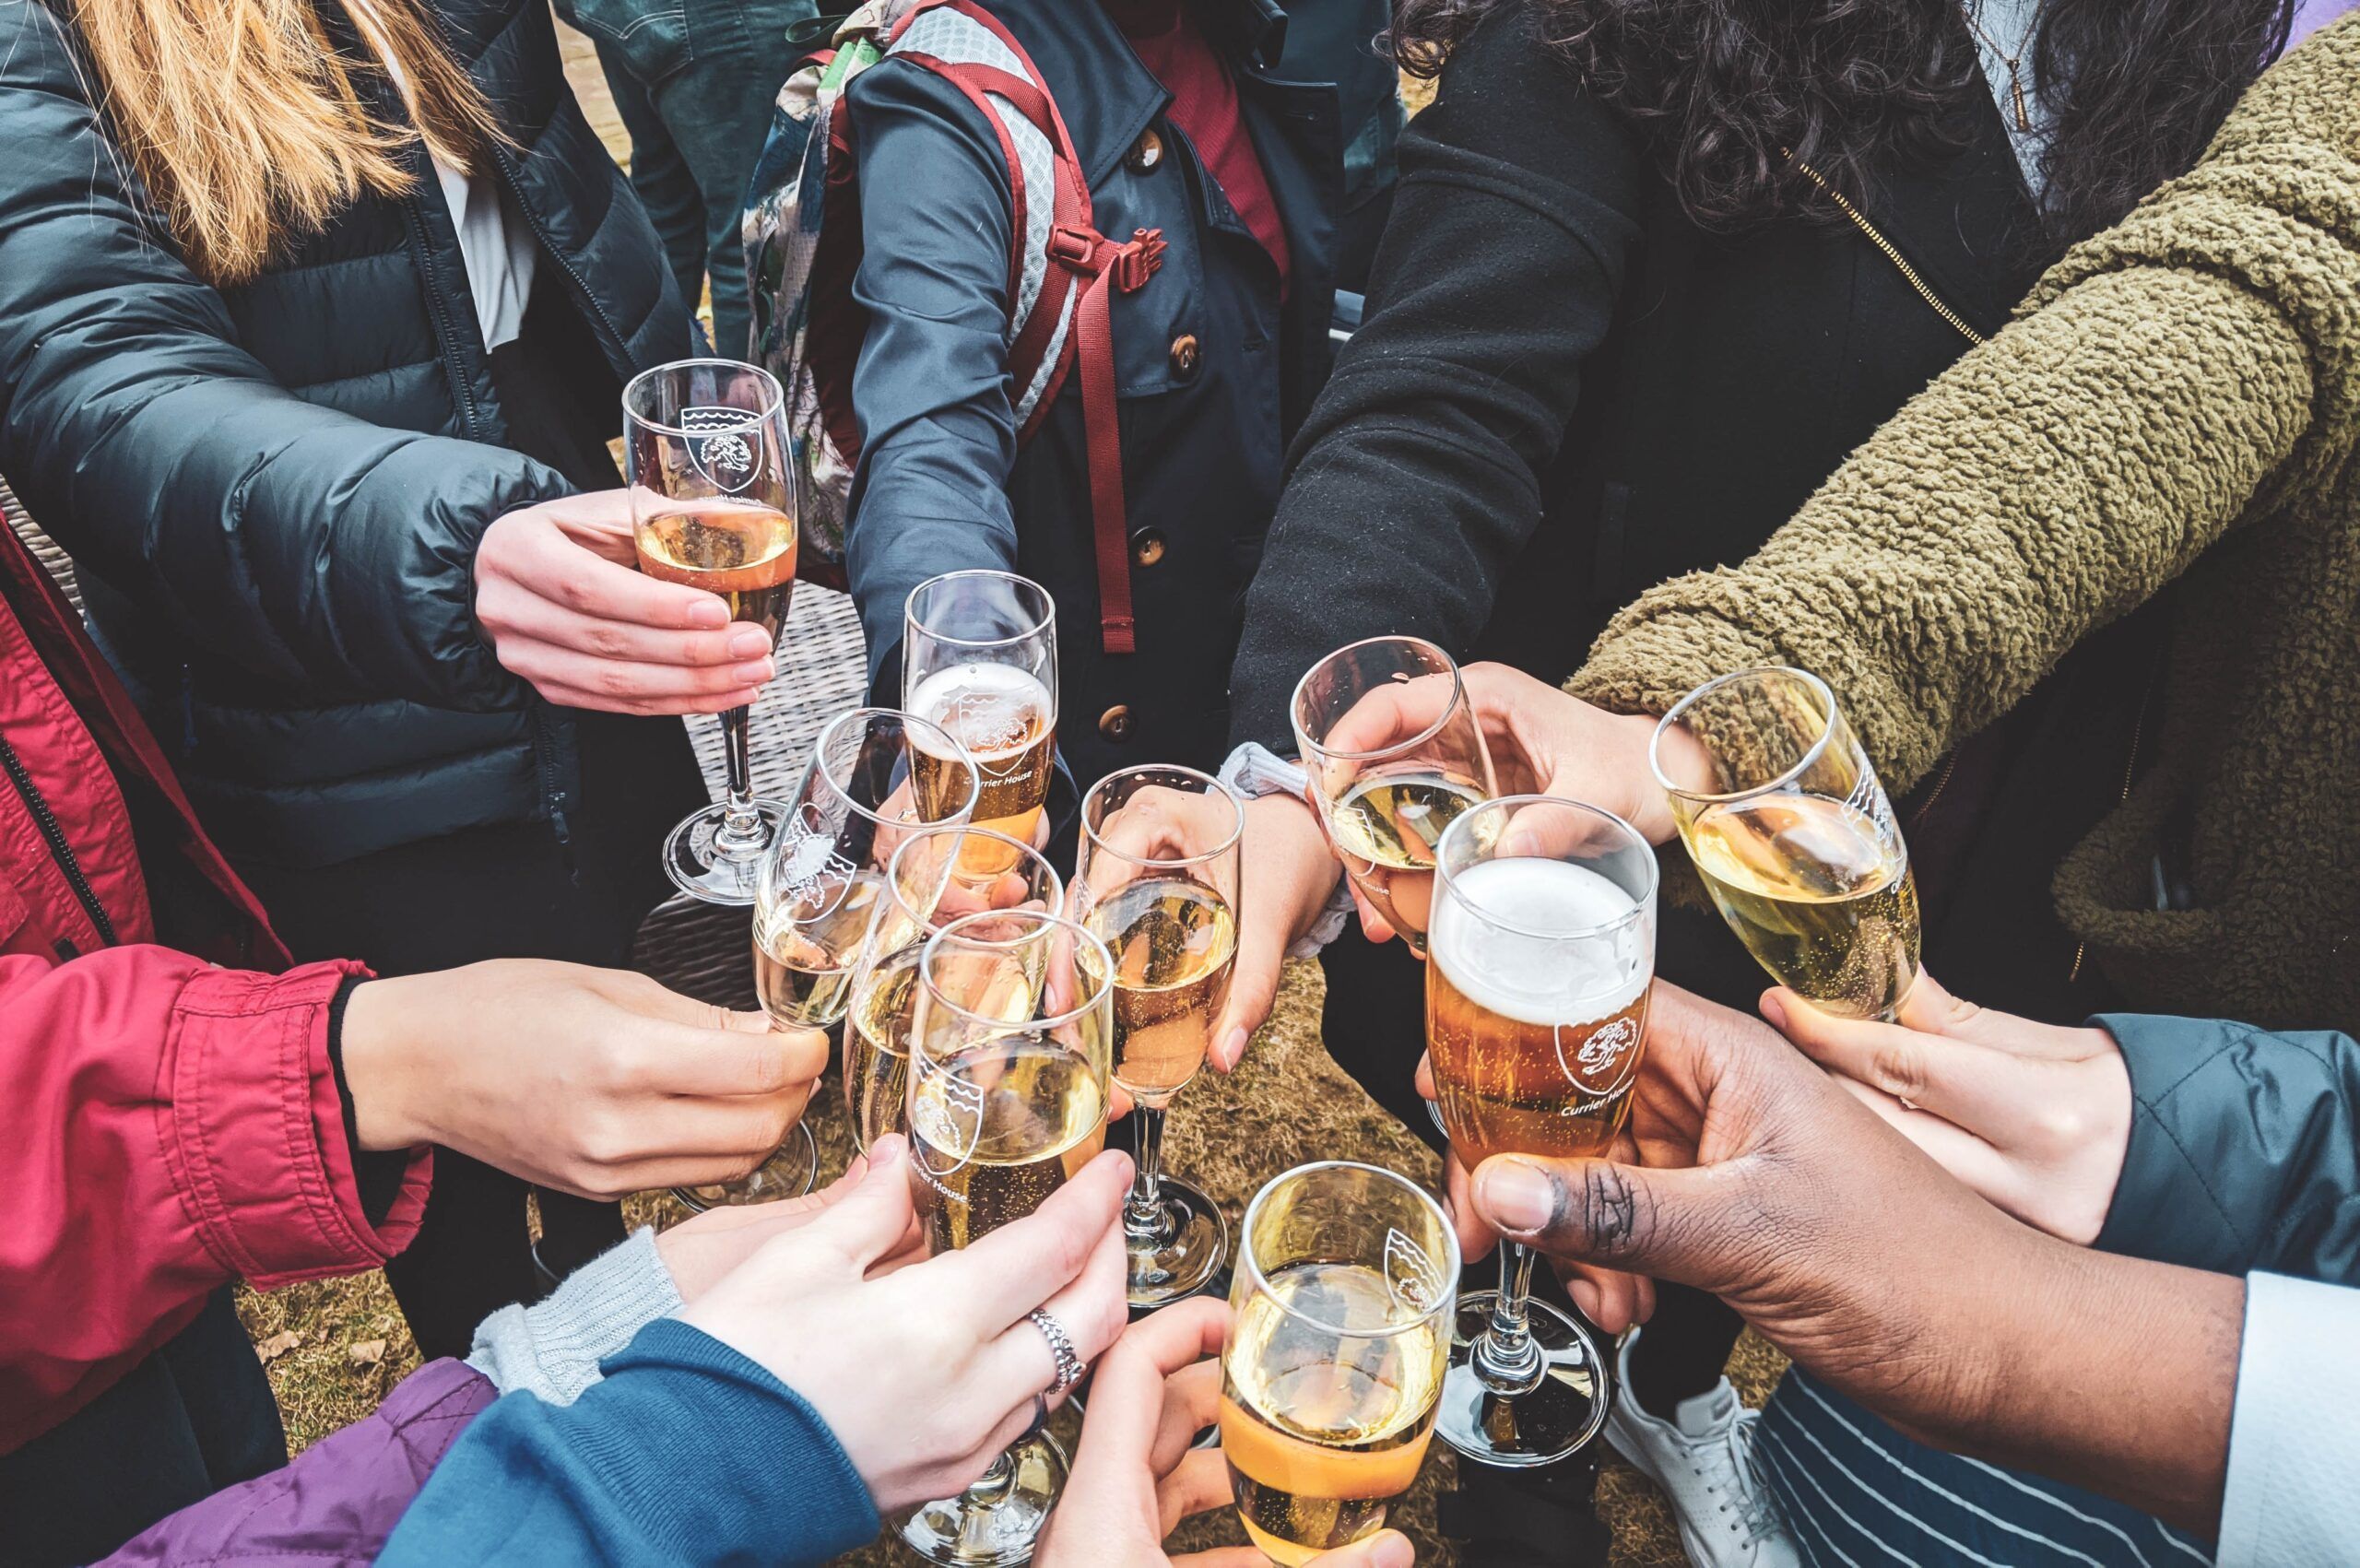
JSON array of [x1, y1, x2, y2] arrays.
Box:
[[2094, 1014, 2360, 1288], [0, 0, 566, 711], [1223, 2, 1646, 752]]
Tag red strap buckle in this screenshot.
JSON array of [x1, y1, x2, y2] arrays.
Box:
[[1109, 228, 1165, 293], [1048, 225, 1165, 294]]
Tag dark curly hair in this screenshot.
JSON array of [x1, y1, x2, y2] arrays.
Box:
[[1392, 0, 2295, 256]]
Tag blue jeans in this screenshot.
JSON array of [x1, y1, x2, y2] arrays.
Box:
[[1759, 1369, 2209, 1568], [558, 0, 816, 355]]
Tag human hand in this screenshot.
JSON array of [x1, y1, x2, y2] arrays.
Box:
[[1035, 1297, 1414, 1568], [1207, 793, 1342, 1070], [1457, 664, 1709, 845], [1764, 974, 2130, 1244], [474, 489, 777, 714], [339, 961, 827, 1199], [678, 1138, 1135, 1512], [655, 1151, 927, 1303]]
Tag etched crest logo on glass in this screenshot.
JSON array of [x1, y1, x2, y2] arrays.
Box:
[[681, 407, 761, 494], [773, 805, 860, 921], [1383, 1226, 1446, 1315], [1559, 1012, 1641, 1095]]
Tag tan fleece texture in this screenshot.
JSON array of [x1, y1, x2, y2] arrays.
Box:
[[1571, 16, 2360, 1028]]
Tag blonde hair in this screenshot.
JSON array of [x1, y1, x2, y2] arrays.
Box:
[[69, 0, 508, 286]]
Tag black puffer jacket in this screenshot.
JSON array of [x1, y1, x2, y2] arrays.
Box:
[[0, 0, 695, 867]]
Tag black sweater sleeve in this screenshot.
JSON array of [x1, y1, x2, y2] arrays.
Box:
[[1224, 3, 1647, 752]]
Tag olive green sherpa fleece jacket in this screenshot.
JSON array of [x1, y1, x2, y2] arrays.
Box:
[[1571, 15, 2359, 1030]]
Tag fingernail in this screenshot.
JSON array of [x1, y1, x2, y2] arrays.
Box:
[[687, 601, 728, 630], [734, 660, 774, 685], [1476, 1159, 1557, 1235], [1218, 1026, 1248, 1067], [867, 1134, 907, 1166], [729, 628, 772, 658], [1366, 1532, 1413, 1568], [1760, 991, 1788, 1032]]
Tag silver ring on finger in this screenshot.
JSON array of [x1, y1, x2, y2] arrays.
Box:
[[1028, 1308, 1085, 1396]]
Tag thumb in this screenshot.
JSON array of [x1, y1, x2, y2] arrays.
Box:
[[1306, 1530, 1415, 1568], [774, 1134, 917, 1272], [1470, 1153, 1720, 1284]]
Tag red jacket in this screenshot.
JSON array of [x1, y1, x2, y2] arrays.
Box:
[[0, 526, 430, 1453]]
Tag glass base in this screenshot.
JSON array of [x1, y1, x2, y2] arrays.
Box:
[[661, 797, 791, 906], [1434, 1291, 1609, 1468], [900, 1431, 1068, 1567], [1125, 1176, 1229, 1308], [672, 1123, 819, 1212]]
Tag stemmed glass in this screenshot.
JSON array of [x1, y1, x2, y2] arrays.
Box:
[[1292, 636, 1498, 959], [1652, 666, 1921, 1020], [902, 910, 1115, 1567], [623, 359, 797, 905], [1068, 765, 1241, 1305], [1426, 796, 1656, 1467], [1220, 1161, 1458, 1565], [675, 706, 978, 1212], [903, 572, 1058, 874], [844, 824, 1064, 1153]]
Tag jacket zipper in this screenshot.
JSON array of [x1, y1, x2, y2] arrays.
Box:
[[1907, 748, 1963, 832], [1790, 160, 1987, 347], [400, 196, 490, 442], [0, 737, 118, 947], [491, 149, 635, 367]]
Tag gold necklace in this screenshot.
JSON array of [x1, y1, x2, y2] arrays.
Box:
[[1960, 0, 2047, 133]]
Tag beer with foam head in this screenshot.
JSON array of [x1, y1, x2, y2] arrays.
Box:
[[1426, 857, 1651, 1169]]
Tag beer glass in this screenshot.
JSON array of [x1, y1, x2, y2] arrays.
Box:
[[903, 571, 1058, 874], [676, 706, 977, 1211], [623, 360, 797, 905], [902, 910, 1114, 1567], [1068, 765, 1241, 1305], [1427, 796, 1655, 1467], [1292, 637, 1497, 958], [1652, 667, 1920, 1020], [844, 825, 1064, 1153], [1221, 1161, 1457, 1566]]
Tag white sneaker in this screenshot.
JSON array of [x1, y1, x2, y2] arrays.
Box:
[[1605, 1329, 1801, 1568]]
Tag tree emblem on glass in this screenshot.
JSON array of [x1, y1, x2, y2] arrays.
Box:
[[1652, 666, 1921, 1021], [624, 360, 798, 904], [1424, 796, 1657, 1468]]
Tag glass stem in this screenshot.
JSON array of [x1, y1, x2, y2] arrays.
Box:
[[1471, 1242, 1546, 1393], [713, 703, 763, 856], [1124, 1102, 1173, 1243], [961, 1449, 1017, 1506]]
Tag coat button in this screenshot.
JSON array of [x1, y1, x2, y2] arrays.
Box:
[[1127, 127, 1164, 173], [1129, 527, 1166, 568], [1169, 334, 1199, 380], [1098, 704, 1135, 743]]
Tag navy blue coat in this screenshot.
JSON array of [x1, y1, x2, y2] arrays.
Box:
[[0, 0, 698, 867], [841, 0, 1386, 789]]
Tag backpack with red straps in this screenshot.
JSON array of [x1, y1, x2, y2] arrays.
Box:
[[742, 0, 1164, 654]]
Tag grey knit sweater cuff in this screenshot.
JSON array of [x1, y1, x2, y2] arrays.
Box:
[[466, 1227, 683, 1405]]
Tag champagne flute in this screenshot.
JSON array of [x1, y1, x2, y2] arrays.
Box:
[[903, 571, 1057, 876], [675, 706, 978, 1212], [1220, 1161, 1457, 1566], [902, 909, 1115, 1568], [844, 825, 1064, 1154], [1427, 796, 1655, 1467], [1651, 667, 1920, 1020], [1068, 764, 1240, 1305], [623, 359, 797, 906], [1292, 636, 1497, 958]]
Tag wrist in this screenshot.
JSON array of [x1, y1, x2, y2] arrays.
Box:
[[1624, 711, 1710, 843], [337, 977, 428, 1150]]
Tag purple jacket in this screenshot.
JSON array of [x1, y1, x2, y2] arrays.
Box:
[[101, 1361, 494, 1565]]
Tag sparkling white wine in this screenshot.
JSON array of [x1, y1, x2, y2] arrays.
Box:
[[845, 944, 922, 1150], [634, 504, 797, 643], [909, 664, 1056, 855], [752, 872, 883, 1029], [1083, 875, 1236, 1103], [1221, 1261, 1447, 1567], [1324, 772, 1487, 954], [909, 1040, 1106, 1252], [1682, 793, 1921, 1020], [1426, 858, 1650, 1172]]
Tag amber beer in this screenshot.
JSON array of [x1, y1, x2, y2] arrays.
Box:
[[908, 663, 1056, 864], [1324, 772, 1486, 956], [633, 503, 797, 642], [1425, 858, 1651, 1170]]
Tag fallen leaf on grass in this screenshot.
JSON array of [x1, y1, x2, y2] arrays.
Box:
[[254, 1331, 301, 1364], [348, 1339, 387, 1368]]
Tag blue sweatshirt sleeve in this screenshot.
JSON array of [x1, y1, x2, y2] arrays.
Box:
[[379, 1318, 879, 1566], [2092, 1014, 2360, 1287]]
